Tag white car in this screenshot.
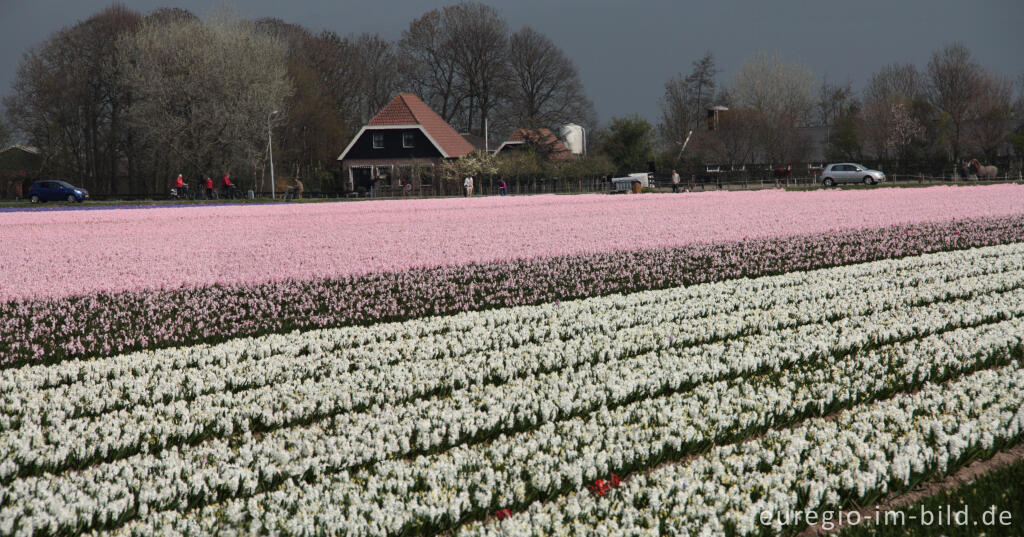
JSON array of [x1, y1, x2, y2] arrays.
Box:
[[821, 163, 886, 186]]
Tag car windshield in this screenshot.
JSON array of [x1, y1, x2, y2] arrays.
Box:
[[55, 181, 74, 188]]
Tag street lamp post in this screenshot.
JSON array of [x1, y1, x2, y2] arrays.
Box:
[[268, 110, 278, 199]]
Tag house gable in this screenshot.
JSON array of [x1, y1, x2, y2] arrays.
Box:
[[340, 126, 444, 161], [338, 94, 475, 162]]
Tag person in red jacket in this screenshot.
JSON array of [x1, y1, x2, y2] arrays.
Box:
[[204, 177, 214, 199], [172, 175, 188, 199], [221, 173, 236, 198]]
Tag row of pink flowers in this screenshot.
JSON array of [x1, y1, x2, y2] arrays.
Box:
[[3, 213, 1023, 367], [2, 185, 1023, 302]]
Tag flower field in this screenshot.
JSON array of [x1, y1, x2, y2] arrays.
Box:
[[2, 186, 1024, 536], [3, 185, 1024, 302]]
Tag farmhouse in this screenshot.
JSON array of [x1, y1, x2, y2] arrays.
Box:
[[337, 93, 475, 195], [495, 128, 574, 160]]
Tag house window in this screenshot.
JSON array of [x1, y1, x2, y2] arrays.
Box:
[[373, 165, 393, 187], [402, 132, 415, 149], [372, 133, 384, 149]]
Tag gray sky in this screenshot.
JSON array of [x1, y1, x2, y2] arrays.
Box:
[[1, 0, 1022, 126]]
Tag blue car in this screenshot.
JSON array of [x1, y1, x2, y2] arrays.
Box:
[[28, 180, 90, 203]]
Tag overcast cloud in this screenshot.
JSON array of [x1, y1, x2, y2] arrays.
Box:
[[1, 0, 1021, 126]]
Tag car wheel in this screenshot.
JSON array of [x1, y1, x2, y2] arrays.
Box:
[[67, 195, 77, 203], [30, 195, 39, 204], [863, 176, 874, 185], [823, 177, 835, 187]]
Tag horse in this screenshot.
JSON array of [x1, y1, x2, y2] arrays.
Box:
[[969, 159, 998, 180]]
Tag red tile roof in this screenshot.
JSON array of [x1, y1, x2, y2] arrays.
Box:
[[368, 94, 475, 158], [500, 128, 574, 159]]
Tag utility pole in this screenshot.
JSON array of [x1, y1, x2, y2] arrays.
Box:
[[674, 130, 694, 164], [268, 110, 278, 199]]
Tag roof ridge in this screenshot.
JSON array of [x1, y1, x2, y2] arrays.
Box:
[[393, 95, 419, 125], [401, 94, 434, 126], [397, 94, 421, 125]]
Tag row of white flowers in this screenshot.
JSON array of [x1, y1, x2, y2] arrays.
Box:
[[7, 298, 1024, 537], [3, 247, 1023, 485], [6, 243, 1013, 427], [451, 364, 1024, 537], [3, 260, 1023, 488], [95, 324, 1024, 537]]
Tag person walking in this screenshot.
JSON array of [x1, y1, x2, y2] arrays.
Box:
[[463, 175, 474, 197], [671, 169, 680, 193], [221, 172, 234, 196], [204, 177, 214, 199], [499, 179, 508, 196], [294, 177, 304, 200]]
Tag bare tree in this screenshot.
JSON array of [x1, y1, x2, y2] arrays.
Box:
[[967, 70, 1014, 161], [4, 5, 142, 194], [445, 2, 509, 136], [864, 63, 924, 105], [864, 61, 929, 159], [398, 9, 465, 123], [349, 34, 403, 124], [729, 51, 816, 164], [255, 19, 351, 188], [119, 11, 292, 187], [660, 51, 719, 148], [303, 31, 364, 132], [731, 52, 816, 125], [503, 27, 594, 131], [927, 42, 983, 162], [817, 79, 857, 127], [660, 75, 697, 148]]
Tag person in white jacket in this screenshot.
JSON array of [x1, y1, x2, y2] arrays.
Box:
[[463, 175, 474, 197]]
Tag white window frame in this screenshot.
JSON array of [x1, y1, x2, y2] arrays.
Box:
[[402, 132, 415, 149], [372, 133, 384, 149]]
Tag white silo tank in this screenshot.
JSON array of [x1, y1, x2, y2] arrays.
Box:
[[560, 123, 585, 155]]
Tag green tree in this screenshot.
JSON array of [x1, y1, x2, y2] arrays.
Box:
[[601, 116, 654, 174], [827, 114, 862, 161], [1010, 124, 1024, 159]]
